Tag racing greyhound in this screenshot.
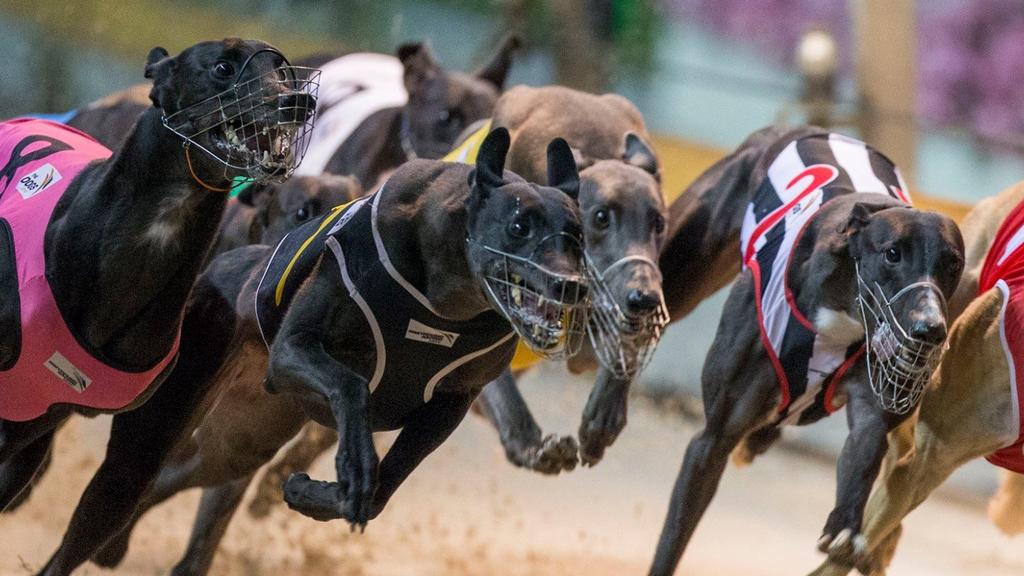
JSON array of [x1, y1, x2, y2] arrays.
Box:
[[647, 126, 964, 575], [810, 181, 1024, 576], [244, 86, 667, 505], [0, 39, 319, 576], [68, 128, 589, 576]]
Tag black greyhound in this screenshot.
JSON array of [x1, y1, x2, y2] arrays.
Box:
[[248, 85, 667, 491], [63, 128, 588, 575], [647, 126, 965, 575], [0, 39, 318, 576], [64, 36, 517, 191]]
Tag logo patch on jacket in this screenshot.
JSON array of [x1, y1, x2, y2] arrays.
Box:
[[405, 319, 460, 348], [45, 351, 92, 392], [17, 163, 62, 199]]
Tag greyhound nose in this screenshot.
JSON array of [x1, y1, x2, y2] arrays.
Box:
[[627, 289, 661, 313], [277, 92, 316, 122], [910, 319, 947, 344]]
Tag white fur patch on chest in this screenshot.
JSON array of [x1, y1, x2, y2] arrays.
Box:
[[814, 307, 865, 347]]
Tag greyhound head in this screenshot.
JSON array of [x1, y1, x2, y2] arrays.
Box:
[[829, 196, 964, 413], [397, 35, 519, 159], [147, 38, 320, 182], [465, 128, 589, 358], [244, 174, 361, 245], [579, 134, 668, 379]]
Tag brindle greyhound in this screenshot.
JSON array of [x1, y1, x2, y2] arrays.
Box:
[[646, 126, 964, 575], [810, 182, 1024, 576], [0, 39, 317, 576], [68, 128, 588, 576], [246, 86, 666, 506]]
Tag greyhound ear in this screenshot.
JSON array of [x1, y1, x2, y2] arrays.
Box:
[[475, 34, 521, 90], [547, 138, 580, 202], [622, 132, 659, 178], [397, 42, 439, 95], [830, 202, 873, 255], [144, 46, 177, 109], [473, 127, 511, 195]]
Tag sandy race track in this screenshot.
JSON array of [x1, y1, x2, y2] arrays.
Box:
[[3, 363, 1024, 576]]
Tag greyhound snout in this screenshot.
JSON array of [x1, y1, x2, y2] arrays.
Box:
[[276, 92, 317, 123], [906, 289, 948, 344], [627, 288, 661, 314]]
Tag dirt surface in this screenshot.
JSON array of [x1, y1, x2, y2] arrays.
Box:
[[3, 364, 1024, 576]]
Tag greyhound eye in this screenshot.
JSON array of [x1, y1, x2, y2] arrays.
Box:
[[295, 206, 310, 221], [593, 208, 611, 229], [652, 214, 666, 235], [885, 247, 902, 264], [213, 61, 235, 80], [508, 218, 531, 239]]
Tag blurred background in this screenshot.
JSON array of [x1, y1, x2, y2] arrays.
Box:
[[3, 1, 1024, 574]]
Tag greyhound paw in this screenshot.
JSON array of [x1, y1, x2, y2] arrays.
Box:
[[520, 434, 579, 475], [578, 406, 627, 467], [818, 528, 868, 567]]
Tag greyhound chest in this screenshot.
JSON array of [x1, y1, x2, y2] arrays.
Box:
[[741, 132, 911, 426], [980, 199, 1024, 473], [255, 187, 515, 429], [0, 119, 180, 421]]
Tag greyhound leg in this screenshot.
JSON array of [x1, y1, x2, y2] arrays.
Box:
[[648, 363, 777, 576], [578, 368, 630, 466], [816, 381, 905, 567], [93, 383, 306, 568], [2, 439, 53, 512], [475, 368, 578, 474], [248, 423, 338, 518], [0, 429, 55, 512], [811, 289, 1014, 575], [170, 475, 254, 576]]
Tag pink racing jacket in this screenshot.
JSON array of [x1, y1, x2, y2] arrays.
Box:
[[0, 118, 180, 421], [980, 197, 1024, 473]]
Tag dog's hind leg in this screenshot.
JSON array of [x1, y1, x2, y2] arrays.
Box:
[[248, 422, 338, 518], [810, 288, 1016, 576], [93, 371, 307, 569], [170, 475, 254, 576], [648, 311, 779, 576], [474, 368, 579, 474], [0, 428, 55, 512]]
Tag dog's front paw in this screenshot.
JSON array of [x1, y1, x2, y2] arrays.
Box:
[[817, 528, 869, 568], [578, 401, 627, 467], [524, 434, 579, 474]]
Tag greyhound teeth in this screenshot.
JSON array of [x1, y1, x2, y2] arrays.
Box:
[[511, 286, 522, 306]]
